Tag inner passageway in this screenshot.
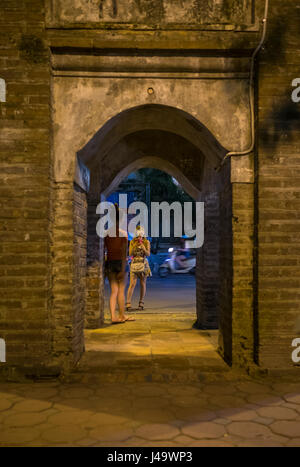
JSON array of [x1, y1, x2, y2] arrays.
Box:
[[77, 275, 228, 383]]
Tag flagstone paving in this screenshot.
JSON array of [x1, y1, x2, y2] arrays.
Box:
[[78, 312, 229, 383], [0, 313, 300, 447]]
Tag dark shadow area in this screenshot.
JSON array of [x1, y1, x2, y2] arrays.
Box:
[[258, 18, 300, 153]]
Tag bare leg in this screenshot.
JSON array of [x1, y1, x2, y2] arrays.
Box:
[[117, 273, 127, 320], [108, 274, 123, 322], [139, 275, 147, 302], [126, 274, 137, 305]]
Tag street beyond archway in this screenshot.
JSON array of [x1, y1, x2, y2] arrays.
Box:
[[120, 275, 196, 315]]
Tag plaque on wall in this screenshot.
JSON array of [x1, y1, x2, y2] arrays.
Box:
[[46, 0, 257, 30]]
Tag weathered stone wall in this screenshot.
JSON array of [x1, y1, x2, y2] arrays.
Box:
[[46, 0, 255, 28], [218, 163, 255, 369], [196, 192, 220, 330], [85, 195, 104, 329], [1, 0, 299, 378], [218, 161, 233, 365], [0, 0, 52, 377], [50, 181, 87, 371], [231, 182, 255, 367], [51, 183, 75, 371], [52, 76, 249, 184], [257, 0, 300, 370], [73, 184, 87, 362]]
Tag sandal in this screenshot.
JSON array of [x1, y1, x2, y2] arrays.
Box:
[[111, 319, 126, 325], [124, 315, 135, 322], [126, 303, 132, 311], [138, 301, 144, 311]]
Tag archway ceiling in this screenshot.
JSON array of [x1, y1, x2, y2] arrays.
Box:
[[90, 129, 206, 199], [78, 104, 227, 170]]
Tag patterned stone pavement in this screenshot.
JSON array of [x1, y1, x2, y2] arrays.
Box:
[[0, 314, 300, 447]]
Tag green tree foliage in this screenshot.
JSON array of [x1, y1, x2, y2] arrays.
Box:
[[135, 168, 193, 203]]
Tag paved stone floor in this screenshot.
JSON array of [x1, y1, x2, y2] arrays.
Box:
[[0, 313, 300, 447], [78, 312, 229, 382]]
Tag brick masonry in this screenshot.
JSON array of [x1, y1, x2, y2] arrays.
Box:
[[257, 0, 300, 369], [218, 162, 233, 365], [196, 192, 220, 330], [0, 0, 299, 378], [231, 182, 255, 368], [73, 184, 87, 363], [85, 196, 104, 330], [0, 0, 52, 378]]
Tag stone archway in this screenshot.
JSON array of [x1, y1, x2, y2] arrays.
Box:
[[71, 105, 233, 367], [102, 155, 201, 200], [51, 101, 254, 373]]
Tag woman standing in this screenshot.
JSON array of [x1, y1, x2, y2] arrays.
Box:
[[104, 206, 135, 324], [126, 226, 151, 311]]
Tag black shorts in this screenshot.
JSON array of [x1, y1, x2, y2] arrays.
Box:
[[105, 260, 123, 275]]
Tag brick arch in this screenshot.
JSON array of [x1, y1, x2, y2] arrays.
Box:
[[51, 102, 254, 374], [78, 103, 227, 172], [87, 128, 211, 201], [102, 155, 202, 201], [81, 107, 233, 367]]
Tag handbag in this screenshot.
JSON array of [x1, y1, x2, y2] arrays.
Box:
[[130, 258, 145, 273]]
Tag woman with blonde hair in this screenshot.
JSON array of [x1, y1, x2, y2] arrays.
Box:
[[126, 225, 151, 311]]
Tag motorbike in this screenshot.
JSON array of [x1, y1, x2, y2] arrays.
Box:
[[159, 248, 196, 277]]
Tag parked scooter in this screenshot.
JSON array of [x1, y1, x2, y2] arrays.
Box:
[[159, 248, 196, 277]]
